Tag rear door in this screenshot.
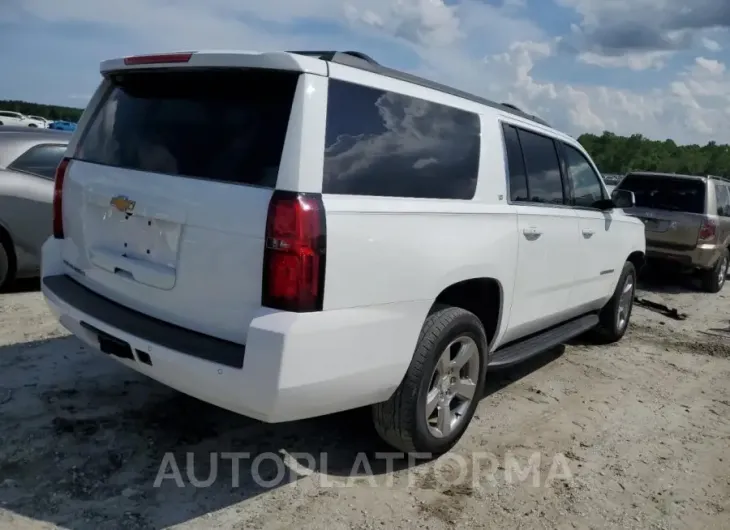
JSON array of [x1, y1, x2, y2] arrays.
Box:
[[500, 123, 580, 343], [617, 173, 707, 251], [59, 59, 324, 345]]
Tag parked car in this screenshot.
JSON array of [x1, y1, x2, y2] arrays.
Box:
[[26, 115, 50, 128], [48, 121, 77, 131], [40, 50, 645, 455], [0, 128, 71, 290], [0, 111, 45, 128], [613, 171, 730, 292]]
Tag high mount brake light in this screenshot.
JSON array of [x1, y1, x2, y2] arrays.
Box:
[[123, 52, 193, 66], [262, 191, 326, 312], [53, 157, 70, 239]]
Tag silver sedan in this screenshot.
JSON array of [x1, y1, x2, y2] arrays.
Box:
[[0, 126, 71, 290]]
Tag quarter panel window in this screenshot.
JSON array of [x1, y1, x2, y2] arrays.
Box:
[[322, 79, 481, 199], [516, 129, 565, 204]]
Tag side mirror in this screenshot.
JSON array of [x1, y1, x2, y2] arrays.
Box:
[[591, 198, 615, 210], [611, 189, 636, 209]]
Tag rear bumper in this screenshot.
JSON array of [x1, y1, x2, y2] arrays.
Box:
[[41, 238, 426, 423], [646, 242, 722, 270]]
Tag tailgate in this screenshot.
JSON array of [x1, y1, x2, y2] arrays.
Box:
[[617, 173, 707, 249], [59, 67, 302, 344], [631, 208, 704, 249]]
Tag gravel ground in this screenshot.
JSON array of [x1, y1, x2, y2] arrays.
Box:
[[1, 274, 729, 530]]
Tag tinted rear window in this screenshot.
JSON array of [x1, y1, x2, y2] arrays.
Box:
[[618, 174, 706, 213], [322, 79, 480, 200], [77, 69, 299, 187]]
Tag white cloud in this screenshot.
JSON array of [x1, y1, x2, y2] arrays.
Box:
[[7, 0, 730, 146], [345, 0, 463, 47], [702, 37, 722, 51], [695, 56, 726, 75], [577, 50, 671, 71]]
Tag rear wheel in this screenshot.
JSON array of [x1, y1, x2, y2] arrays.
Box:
[[590, 261, 636, 344], [372, 305, 488, 456], [700, 249, 729, 293], [28, 123, 38, 128]]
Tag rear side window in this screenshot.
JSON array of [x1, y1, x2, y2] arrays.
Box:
[[8, 144, 67, 179], [715, 182, 730, 216], [77, 69, 299, 187], [322, 79, 480, 200], [517, 129, 564, 204], [617, 174, 706, 214]]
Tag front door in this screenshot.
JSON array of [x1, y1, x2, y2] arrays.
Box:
[[561, 142, 618, 309]]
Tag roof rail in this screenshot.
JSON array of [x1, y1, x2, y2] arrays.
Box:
[[501, 102, 522, 112], [287, 50, 379, 68], [288, 50, 551, 128], [709, 174, 730, 183], [500, 102, 550, 127]]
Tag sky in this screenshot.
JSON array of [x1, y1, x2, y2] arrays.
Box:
[[1, 0, 729, 145]]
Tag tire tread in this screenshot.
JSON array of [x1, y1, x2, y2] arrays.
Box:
[[372, 305, 475, 454]]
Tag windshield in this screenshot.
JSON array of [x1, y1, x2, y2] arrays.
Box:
[[617, 173, 706, 214]]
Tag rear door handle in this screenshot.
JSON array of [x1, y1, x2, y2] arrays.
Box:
[[523, 226, 542, 238], [582, 229, 595, 237]]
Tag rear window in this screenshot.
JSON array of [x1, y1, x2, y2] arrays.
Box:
[[617, 173, 706, 214], [76, 69, 299, 187], [322, 79, 480, 200], [8, 144, 67, 179]]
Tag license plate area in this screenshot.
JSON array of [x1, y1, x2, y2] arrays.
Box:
[[103, 211, 181, 269], [642, 218, 664, 232], [81, 321, 134, 360], [84, 189, 184, 272]]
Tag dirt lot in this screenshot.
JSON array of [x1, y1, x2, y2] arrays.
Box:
[[1, 275, 729, 530]]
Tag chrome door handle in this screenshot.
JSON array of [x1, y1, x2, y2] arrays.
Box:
[[523, 226, 542, 238], [582, 229, 595, 237]]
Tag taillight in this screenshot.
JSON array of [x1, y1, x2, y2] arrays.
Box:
[[53, 157, 70, 239], [262, 191, 326, 312], [698, 219, 717, 242]]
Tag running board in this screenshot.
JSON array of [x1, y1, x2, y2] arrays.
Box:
[[488, 314, 599, 369]]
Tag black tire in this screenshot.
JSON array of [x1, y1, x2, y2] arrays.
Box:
[[0, 238, 16, 293], [372, 305, 488, 456], [590, 261, 637, 344], [28, 123, 38, 128], [700, 249, 728, 293]]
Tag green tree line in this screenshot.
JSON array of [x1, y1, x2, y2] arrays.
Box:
[[579, 131, 730, 177], [0, 100, 83, 122]]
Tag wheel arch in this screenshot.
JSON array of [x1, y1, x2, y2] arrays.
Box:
[[0, 221, 18, 285], [430, 276, 504, 350], [627, 250, 645, 274]]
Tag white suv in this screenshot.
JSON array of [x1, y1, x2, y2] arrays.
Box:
[[41, 50, 645, 455]]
